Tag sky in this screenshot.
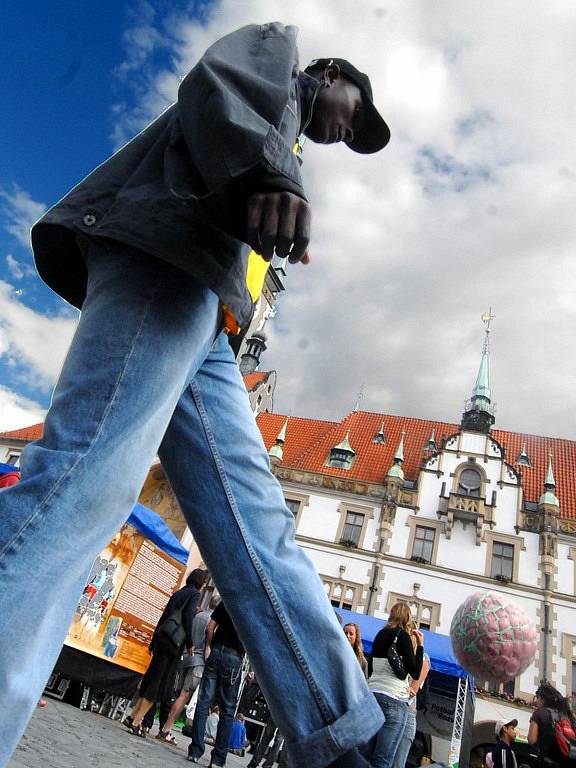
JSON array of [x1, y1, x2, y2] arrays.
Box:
[[1, 1, 575, 438]]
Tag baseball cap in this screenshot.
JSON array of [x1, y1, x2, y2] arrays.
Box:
[[307, 58, 390, 154], [495, 719, 518, 737]]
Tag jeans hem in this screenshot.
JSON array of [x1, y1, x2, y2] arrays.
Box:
[[285, 690, 384, 768]]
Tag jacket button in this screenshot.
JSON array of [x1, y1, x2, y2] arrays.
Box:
[[83, 213, 97, 227]]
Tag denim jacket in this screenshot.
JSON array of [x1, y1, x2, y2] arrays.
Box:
[[31, 22, 305, 328]]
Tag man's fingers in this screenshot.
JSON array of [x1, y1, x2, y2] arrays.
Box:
[[246, 195, 265, 254], [246, 192, 311, 262], [259, 196, 281, 261], [275, 193, 300, 259], [288, 203, 311, 263]]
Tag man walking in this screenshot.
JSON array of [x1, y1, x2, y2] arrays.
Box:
[[188, 601, 245, 765], [0, 22, 390, 768]]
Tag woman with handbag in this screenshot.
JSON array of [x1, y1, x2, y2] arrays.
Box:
[[366, 603, 424, 768]]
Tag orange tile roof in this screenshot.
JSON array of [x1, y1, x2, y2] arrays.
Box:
[[0, 423, 44, 441], [257, 411, 576, 521], [242, 371, 269, 391]]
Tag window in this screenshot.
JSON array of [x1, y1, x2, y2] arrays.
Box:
[[6, 451, 21, 466], [282, 493, 309, 529], [491, 541, 514, 580], [285, 499, 300, 517], [458, 468, 482, 496], [328, 449, 355, 469], [341, 512, 364, 546], [412, 526, 435, 563], [481, 678, 517, 698], [322, 577, 360, 611], [386, 592, 441, 632]]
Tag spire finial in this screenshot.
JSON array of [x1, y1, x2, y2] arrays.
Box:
[[545, 452, 556, 488], [353, 382, 365, 413], [387, 428, 405, 480], [539, 451, 559, 508], [461, 310, 496, 433]]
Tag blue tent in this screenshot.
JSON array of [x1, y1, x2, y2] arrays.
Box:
[[337, 607, 468, 679], [0, 464, 188, 565]]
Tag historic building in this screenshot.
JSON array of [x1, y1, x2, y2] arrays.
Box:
[[256, 318, 576, 760]]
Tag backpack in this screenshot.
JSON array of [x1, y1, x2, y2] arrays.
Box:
[[153, 589, 195, 655], [548, 708, 576, 762]]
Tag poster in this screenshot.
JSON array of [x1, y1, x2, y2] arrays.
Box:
[[65, 521, 186, 674]]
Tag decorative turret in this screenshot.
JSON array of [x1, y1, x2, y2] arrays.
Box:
[[539, 453, 559, 509], [327, 431, 356, 470], [268, 418, 288, 466], [461, 310, 496, 434], [239, 331, 267, 374], [387, 431, 405, 481], [384, 430, 405, 497]]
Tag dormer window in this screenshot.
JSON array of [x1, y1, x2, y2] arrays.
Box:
[[458, 468, 482, 497], [326, 432, 356, 470], [328, 448, 355, 470]]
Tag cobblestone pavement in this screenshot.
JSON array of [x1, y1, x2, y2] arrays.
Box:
[[9, 698, 251, 768]]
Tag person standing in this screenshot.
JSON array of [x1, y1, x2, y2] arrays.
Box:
[[343, 623, 368, 679], [124, 568, 207, 736], [491, 719, 518, 768], [159, 596, 218, 741], [367, 603, 424, 768], [0, 22, 390, 768], [392, 630, 430, 768], [187, 601, 245, 765], [528, 682, 576, 767]]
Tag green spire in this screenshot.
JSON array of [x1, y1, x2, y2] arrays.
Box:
[[539, 453, 559, 507], [268, 418, 288, 462], [387, 430, 405, 480], [471, 311, 493, 404]]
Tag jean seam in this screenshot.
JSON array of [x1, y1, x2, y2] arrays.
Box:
[[0, 266, 168, 566], [189, 381, 334, 723]]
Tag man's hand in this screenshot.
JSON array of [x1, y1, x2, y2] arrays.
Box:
[[246, 192, 311, 264], [187, 646, 195, 656], [204, 644, 211, 661]]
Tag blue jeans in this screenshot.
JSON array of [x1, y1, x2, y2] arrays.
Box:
[[189, 645, 242, 766], [392, 708, 417, 768], [371, 694, 408, 768], [0, 240, 383, 768]]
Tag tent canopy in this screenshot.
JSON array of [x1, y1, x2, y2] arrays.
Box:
[[0, 465, 188, 565], [337, 607, 468, 679]]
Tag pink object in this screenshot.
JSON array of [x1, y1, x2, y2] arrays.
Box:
[[450, 591, 538, 682]]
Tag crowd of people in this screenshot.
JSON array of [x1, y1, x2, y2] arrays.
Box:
[[120, 591, 576, 768]]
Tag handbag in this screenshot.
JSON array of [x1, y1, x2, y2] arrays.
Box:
[[153, 589, 195, 655], [387, 629, 408, 680]]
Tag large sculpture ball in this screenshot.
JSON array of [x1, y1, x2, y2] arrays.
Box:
[[450, 591, 538, 683]]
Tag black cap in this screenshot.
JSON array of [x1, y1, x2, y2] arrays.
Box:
[[307, 57, 390, 154]]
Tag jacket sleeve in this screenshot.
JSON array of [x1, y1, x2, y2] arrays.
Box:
[[492, 744, 506, 768], [397, 630, 424, 679], [174, 22, 305, 201]]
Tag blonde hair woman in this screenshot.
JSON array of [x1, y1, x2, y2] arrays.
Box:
[[343, 623, 368, 678], [366, 603, 424, 768]]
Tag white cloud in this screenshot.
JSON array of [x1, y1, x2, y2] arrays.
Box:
[[111, 1, 576, 438], [5, 253, 34, 281], [0, 186, 46, 249], [0, 281, 77, 390], [0, 386, 45, 432]]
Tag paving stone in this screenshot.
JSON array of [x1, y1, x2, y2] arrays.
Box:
[[9, 699, 251, 768]]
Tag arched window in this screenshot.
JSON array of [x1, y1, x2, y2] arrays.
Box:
[[458, 467, 482, 497]]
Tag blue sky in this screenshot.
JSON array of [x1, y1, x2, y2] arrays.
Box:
[[0, 1, 198, 419], [1, 1, 576, 437]]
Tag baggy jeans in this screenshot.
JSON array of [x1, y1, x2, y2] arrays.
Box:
[[188, 645, 243, 766], [0, 240, 383, 767]]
